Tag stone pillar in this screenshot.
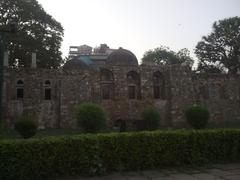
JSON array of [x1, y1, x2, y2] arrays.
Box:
[[3, 51, 9, 67], [31, 52, 37, 68]]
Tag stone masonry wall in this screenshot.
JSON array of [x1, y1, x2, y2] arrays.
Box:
[[2, 65, 240, 129], [192, 74, 240, 126]]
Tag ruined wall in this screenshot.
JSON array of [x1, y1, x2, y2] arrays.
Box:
[[192, 74, 240, 126], [3, 68, 61, 128], [102, 64, 172, 128], [3, 65, 240, 129], [166, 65, 196, 127], [3, 68, 98, 129]]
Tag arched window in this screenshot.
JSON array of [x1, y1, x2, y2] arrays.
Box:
[[153, 71, 166, 99], [127, 71, 141, 99], [100, 69, 114, 100], [44, 80, 51, 100], [16, 80, 24, 99]]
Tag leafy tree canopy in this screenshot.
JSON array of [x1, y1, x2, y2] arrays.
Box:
[[0, 0, 64, 68], [195, 17, 240, 74], [142, 46, 194, 67]]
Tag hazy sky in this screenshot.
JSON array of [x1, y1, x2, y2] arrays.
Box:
[[37, 0, 240, 62]]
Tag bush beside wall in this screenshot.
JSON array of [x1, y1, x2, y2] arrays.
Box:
[[75, 102, 107, 133], [1, 129, 240, 179], [141, 107, 161, 131], [185, 105, 210, 129], [14, 115, 37, 138]]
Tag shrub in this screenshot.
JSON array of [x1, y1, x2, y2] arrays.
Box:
[[1, 129, 240, 180], [75, 102, 106, 133], [185, 105, 210, 129], [141, 106, 160, 130], [14, 115, 37, 138]]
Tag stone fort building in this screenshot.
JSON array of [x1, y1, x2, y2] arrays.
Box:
[[2, 45, 240, 129]]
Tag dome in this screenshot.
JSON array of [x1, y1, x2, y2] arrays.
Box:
[[106, 48, 138, 66], [63, 59, 90, 70]]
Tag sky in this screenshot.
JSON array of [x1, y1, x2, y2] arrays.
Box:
[[37, 0, 240, 63]]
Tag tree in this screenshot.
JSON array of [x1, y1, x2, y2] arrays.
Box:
[[142, 46, 194, 67], [195, 17, 240, 74], [0, 0, 64, 68]]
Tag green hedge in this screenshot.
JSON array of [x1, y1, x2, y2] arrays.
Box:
[[1, 129, 240, 179]]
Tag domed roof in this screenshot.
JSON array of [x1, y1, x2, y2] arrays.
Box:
[[106, 48, 138, 66], [63, 59, 90, 70]]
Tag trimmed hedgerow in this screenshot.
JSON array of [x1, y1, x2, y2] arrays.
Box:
[[1, 129, 240, 179]]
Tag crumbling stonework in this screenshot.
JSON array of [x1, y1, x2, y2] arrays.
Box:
[[2, 49, 240, 129]]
